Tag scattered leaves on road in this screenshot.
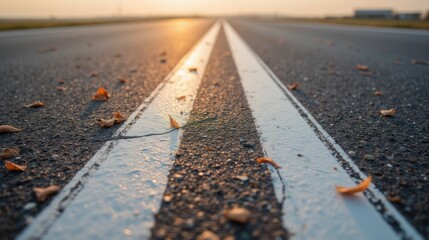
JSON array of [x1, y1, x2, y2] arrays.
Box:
[[23, 101, 44, 108], [0, 148, 20, 159], [4, 161, 27, 172], [91, 87, 110, 101], [96, 118, 115, 128], [287, 83, 299, 90], [113, 112, 127, 123], [355, 64, 369, 72], [33, 185, 60, 202], [169, 115, 180, 129], [336, 176, 372, 195], [380, 108, 396, 117], [0, 125, 22, 133], [257, 157, 281, 169], [374, 91, 383, 96], [224, 207, 251, 224], [196, 231, 220, 240]]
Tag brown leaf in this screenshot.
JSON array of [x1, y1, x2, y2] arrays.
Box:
[[91, 87, 110, 101], [113, 112, 127, 123], [169, 115, 180, 129], [188, 67, 198, 73], [355, 65, 369, 72], [257, 157, 281, 169], [4, 161, 27, 172], [89, 71, 98, 77], [176, 95, 186, 101], [287, 83, 299, 90], [336, 176, 372, 195], [387, 196, 402, 203], [380, 108, 396, 117], [33, 185, 60, 202], [0, 125, 22, 133], [118, 77, 127, 84], [57, 86, 66, 91], [374, 91, 383, 96], [196, 231, 220, 240], [0, 148, 20, 159], [224, 207, 251, 224], [23, 101, 44, 108], [96, 118, 115, 128]]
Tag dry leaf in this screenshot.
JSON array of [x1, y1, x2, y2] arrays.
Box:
[[169, 115, 180, 129], [287, 83, 299, 90], [257, 157, 281, 169], [113, 112, 127, 123], [89, 71, 98, 77], [0, 125, 22, 133], [224, 207, 251, 224], [23, 101, 44, 108], [380, 108, 396, 117], [33, 185, 60, 202], [374, 91, 383, 96], [356, 65, 369, 72], [196, 231, 220, 240], [0, 148, 20, 159], [57, 86, 66, 91], [336, 176, 372, 195], [96, 118, 115, 128], [188, 67, 198, 73], [5, 160, 27, 172], [118, 77, 127, 84], [387, 196, 402, 203], [91, 87, 110, 101], [176, 95, 186, 101]]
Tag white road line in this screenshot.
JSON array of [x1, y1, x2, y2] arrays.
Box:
[[224, 21, 423, 240], [18, 22, 220, 240]]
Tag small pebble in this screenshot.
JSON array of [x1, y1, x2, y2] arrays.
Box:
[[386, 164, 393, 168], [363, 154, 375, 161], [196, 231, 220, 240], [348, 151, 356, 157], [23, 202, 36, 211], [52, 154, 60, 160]]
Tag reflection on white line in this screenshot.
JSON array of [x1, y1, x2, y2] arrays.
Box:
[[224, 21, 423, 240], [18, 22, 220, 240]]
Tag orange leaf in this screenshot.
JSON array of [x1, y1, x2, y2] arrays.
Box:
[[224, 207, 251, 224], [257, 157, 281, 169], [5, 161, 27, 172], [0, 148, 20, 159], [0, 125, 22, 133], [96, 118, 115, 128], [33, 185, 60, 202], [355, 65, 369, 72], [336, 176, 372, 195], [176, 95, 186, 101], [23, 101, 44, 108], [287, 83, 299, 90], [113, 112, 127, 123], [169, 115, 180, 129], [380, 108, 396, 117], [91, 87, 110, 101], [374, 91, 383, 96], [57, 86, 66, 91]]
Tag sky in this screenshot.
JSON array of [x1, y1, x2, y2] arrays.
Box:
[[0, 0, 428, 18]]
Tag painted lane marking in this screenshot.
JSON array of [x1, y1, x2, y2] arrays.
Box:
[[18, 22, 220, 240], [224, 22, 423, 240]]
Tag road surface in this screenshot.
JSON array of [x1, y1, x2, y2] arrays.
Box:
[[0, 18, 427, 240]]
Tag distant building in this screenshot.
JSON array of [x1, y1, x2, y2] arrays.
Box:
[[354, 9, 394, 19], [396, 13, 421, 20]]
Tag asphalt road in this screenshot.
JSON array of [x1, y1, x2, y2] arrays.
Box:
[[0, 18, 214, 239], [229, 18, 429, 238], [1, 18, 428, 239]]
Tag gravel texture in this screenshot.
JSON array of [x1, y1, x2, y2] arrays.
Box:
[[150, 29, 288, 240]]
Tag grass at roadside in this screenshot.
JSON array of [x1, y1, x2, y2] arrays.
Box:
[[0, 17, 199, 31], [244, 16, 429, 30]]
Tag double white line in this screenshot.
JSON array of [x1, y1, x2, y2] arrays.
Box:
[[19, 21, 422, 240]]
